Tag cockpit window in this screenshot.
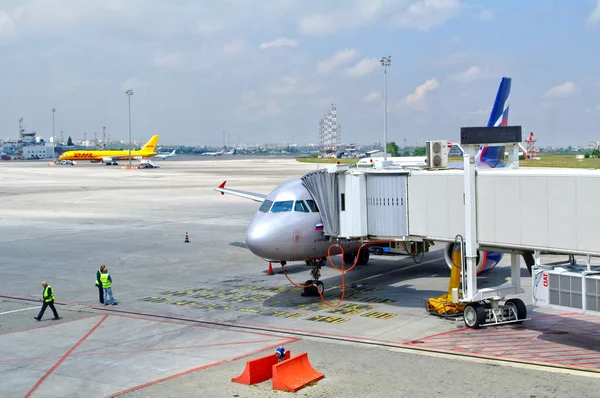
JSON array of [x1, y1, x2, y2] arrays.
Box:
[[305, 199, 319, 212], [271, 200, 294, 213], [258, 199, 273, 213], [294, 200, 309, 213]]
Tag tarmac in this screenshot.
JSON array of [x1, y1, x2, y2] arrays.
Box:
[[1, 157, 600, 397]]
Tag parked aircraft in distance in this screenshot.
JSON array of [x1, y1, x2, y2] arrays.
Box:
[[59, 135, 159, 165], [202, 148, 237, 156], [155, 150, 176, 160], [215, 77, 520, 295]]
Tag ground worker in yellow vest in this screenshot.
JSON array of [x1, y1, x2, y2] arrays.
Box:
[[96, 265, 106, 304], [100, 269, 118, 305], [34, 281, 60, 321]]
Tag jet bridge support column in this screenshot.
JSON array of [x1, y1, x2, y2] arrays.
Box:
[[462, 144, 478, 302], [457, 126, 528, 328]]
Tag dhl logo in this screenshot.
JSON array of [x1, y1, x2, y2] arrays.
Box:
[[73, 153, 96, 158]]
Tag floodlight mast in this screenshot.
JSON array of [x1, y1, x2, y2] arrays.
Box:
[[380, 56, 391, 160], [126, 89, 134, 168]]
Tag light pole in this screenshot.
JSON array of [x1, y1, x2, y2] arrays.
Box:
[[51, 108, 56, 160], [125, 89, 134, 168], [380, 56, 391, 160]]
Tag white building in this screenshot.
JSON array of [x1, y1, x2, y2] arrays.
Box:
[[22, 144, 54, 159]]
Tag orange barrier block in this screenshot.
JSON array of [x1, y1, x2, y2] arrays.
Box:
[[231, 350, 291, 385], [272, 352, 324, 392]]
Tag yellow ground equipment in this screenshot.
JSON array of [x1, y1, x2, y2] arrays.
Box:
[[426, 238, 467, 316]]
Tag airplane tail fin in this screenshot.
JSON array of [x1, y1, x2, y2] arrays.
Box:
[[476, 77, 511, 168], [141, 135, 160, 153]]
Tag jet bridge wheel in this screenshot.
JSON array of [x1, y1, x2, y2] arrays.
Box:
[[463, 303, 486, 329], [504, 298, 527, 323]]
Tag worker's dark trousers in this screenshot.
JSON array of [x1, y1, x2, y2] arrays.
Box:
[[97, 284, 104, 304], [36, 300, 59, 320]]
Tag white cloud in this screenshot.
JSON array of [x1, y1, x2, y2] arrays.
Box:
[[587, 0, 600, 27], [299, 13, 335, 36], [152, 52, 181, 69], [363, 91, 382, 103], [344, 58, 380, 77], [543, 82, 579, 99], [404, 78, 439, 110], [391, 0, 463, 31], [0, 10, 15, 37], [299, 1, 401, 36], [316, 49, 358, 74], [221, 39, 246, 56], [259, 37, 298, 50], [450, 65, 491, 83], [479, 9, 495, 21]]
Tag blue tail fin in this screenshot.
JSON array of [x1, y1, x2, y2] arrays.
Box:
[[476, 77, 511, 168]]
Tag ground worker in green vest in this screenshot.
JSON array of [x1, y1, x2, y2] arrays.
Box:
[[96, 265, 106, 304], [100, 269, 117, 305], [34, 281, 60, 321]]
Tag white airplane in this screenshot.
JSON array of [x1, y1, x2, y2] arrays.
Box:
[[215, 77, 538, 297], [155, 150, 176, 160], [202, 148, 237, 156]]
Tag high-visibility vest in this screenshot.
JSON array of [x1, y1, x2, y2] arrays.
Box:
[[44, 285, 55, 302], [96, 269, 102, 286], [100, 273, 111, 289]]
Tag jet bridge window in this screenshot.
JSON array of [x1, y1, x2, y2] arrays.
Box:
[[305, 199, 319, 212], [294, 200, 310, 213], [271, 200, 294, 213], [258, 199, 273, 213]]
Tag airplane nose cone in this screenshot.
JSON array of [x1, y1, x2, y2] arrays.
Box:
[[59, 154, 65, 160], [245, 216, 283, 261]]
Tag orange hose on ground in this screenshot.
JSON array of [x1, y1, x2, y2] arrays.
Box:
[[281, 241, 393, 308]]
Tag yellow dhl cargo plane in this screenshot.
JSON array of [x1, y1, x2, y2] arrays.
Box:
[[59, 135, 159, 165]]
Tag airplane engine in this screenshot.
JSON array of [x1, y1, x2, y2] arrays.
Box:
[[444, 243, 503, 275]]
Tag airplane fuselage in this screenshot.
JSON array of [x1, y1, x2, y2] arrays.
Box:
[[59, 149, 156, 162], [245, 178, 360, 262]]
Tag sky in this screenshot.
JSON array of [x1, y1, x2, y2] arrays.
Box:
[[1, 0, 599, 147]]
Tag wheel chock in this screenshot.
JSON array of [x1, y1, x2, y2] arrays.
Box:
[[272, 352, 324, 392], [231, 350, 291, 385]]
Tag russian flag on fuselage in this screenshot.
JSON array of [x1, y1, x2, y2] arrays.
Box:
[[315, 223, 323, 231]]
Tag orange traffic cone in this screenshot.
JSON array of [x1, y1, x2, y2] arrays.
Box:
[[267, 262, 274, 275], [184, 232, 190, 243]]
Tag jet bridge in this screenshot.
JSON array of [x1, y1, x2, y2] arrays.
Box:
[[301, 126, 600, 327]]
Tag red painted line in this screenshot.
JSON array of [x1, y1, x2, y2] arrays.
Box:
[[108, 337, 299, 397], [24, 314, 109, 398], [514, 352, 600, 360], [568, 359, 600, 365]]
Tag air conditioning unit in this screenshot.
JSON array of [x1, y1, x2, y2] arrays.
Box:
[[426, 140, 450, 168]]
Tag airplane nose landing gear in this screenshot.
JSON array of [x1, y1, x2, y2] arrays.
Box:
[[301, 258, 325, 297]]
